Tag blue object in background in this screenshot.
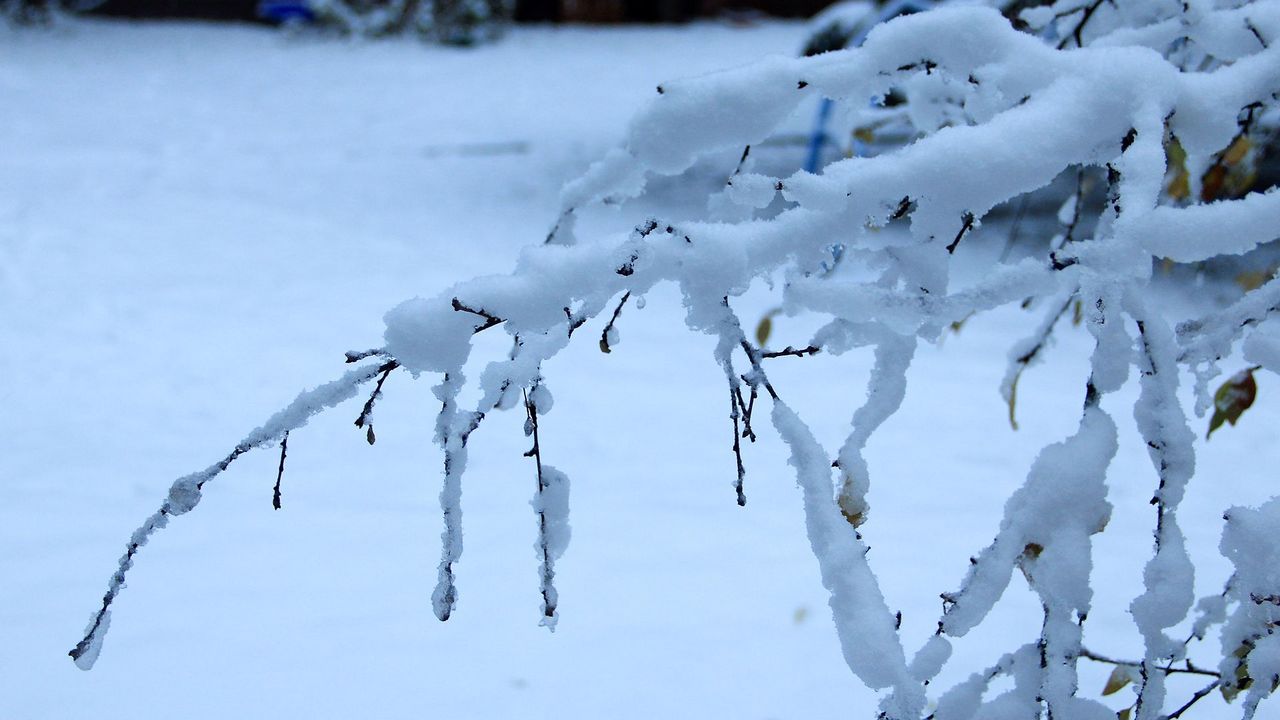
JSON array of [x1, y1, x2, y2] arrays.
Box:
[[803, 0, 935, 174], [803, 97, 835, 175], [257, 0, 314, 23]]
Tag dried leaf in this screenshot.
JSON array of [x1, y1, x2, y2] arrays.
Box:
[[1222, 642, 1254, 702], [1222, 681, 1241, 703], [1007, 371, 1022, 431], [1224, 135, 1252, 165], [1103, 665, 1132, 696], [837, 486, 868, 529], [755, 308, 782, 348], [1208, 368, 1258, 439], [1165, 137, 1189, 201], [1117, 707, 1131, 720], [1235, 268, 1275, 292]]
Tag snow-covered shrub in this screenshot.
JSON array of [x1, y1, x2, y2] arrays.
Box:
[[73, 0, 1280, 717], [303, 0, 511, 43], [1, 0, 105, 25]]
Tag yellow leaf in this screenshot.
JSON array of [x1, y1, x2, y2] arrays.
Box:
[[1103, 666, 1132, 696], [1235, 268, 1275, 292], [837, 480, 869, 529], [1224, 136, 1252, 165]]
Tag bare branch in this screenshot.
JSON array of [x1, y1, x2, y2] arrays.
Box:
[[761, 345, 821, 360]]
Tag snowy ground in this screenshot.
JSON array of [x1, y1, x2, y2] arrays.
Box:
[[3, 17, 1278, 720]]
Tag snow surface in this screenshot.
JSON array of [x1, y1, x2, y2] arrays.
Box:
[[3, 15, 1280, 720]]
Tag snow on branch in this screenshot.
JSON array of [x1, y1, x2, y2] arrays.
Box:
[[70, 359, 397, 669], [72, 0, 1280, 717]]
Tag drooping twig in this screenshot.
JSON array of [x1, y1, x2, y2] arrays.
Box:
[[354, 361, 399, 445], [524, 384, 562, 626], [733, 383, 757, 442], [1003, 292, 1077, 429], [273, 432, 288, 510], [70, 359, 396, 668], [728, 384, 747, 507], [431, 373, 485, 623], [727, 144, 752, 185], [524, 388, 550, 606], [599, 291, 631, 353]]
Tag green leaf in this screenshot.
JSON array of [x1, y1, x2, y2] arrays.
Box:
[[1208, 368, 1259, 439]]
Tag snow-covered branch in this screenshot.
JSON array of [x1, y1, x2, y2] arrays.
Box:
[[72, 0, 1280, 716]]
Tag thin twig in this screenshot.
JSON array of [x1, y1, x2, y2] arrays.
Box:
[[1079, 648, 1220, 678], [1056, 0, 1106, 49], [733, 384, 757, 442], [344, 348, 387, 363], [272, 432, 288, 510], [354, 361, 399, 444], [1006, 292, 1076, 429], [729, 385, 747, 507], [946, 212, 976, 254], [564, 307, 588, 337], [451, 297, 504, 332], [726, 145, 752, 185], [70, 360, 395, 665], [599, 291, 631, 353], [761, 345, 821, 359], [1165, 680, 1221, 720], [524, 386, 557, 619]]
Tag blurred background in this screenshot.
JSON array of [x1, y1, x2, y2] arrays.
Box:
[[14, 0, 839, 24]]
